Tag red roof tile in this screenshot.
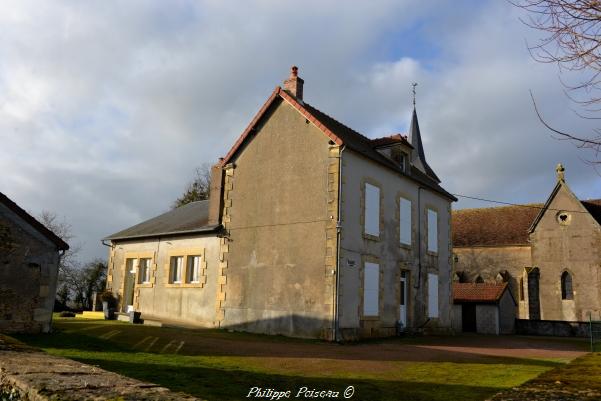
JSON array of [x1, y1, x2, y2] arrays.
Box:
[[453, 282, 508, 303], [452, 204, 543, 247], [370, 134, 413, 148]]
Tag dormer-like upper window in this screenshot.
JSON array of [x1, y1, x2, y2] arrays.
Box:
[[390, 147, 408, 173]]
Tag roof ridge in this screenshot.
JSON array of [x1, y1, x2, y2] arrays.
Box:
[[303, 102, 373, 144], [453, 203, 544, 212]]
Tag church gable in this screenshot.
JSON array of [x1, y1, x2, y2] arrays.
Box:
[[529, 164, 600, 235]]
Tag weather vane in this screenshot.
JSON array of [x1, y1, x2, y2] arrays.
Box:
[[412, 82, 418, 107]]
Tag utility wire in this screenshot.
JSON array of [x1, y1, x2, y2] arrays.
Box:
[[453, 193, 592, 214]]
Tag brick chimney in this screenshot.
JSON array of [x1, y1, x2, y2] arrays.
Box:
[[283, 66, 304, 100]]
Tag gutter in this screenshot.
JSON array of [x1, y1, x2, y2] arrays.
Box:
[[415, 186, 423, 290], [334, 145, 345, 342], [103, 225, 221, 242]]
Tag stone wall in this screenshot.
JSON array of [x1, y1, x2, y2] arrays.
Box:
[[107, 234, 220, 327], [515, 319, 591, 337], [221, 99, 336, 339], [0, 335, 200, 400], [0, 204, 60, 334], [530, 183, 601, 321], [453, 245, 531, 319], [340, 150, 453, 335]]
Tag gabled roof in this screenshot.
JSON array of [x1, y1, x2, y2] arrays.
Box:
[[453, 282, 512, 304], [104, 200, 219, 241], [0, 191, 69, 250], [527, 179, 601, 233], [452, 204, 543, 247], [220, 87, 456, 201]]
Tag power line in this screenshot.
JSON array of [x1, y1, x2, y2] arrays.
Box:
[[453, 193, 592, 214]]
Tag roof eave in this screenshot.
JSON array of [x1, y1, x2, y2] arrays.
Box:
[[104, 225, 221, 242]]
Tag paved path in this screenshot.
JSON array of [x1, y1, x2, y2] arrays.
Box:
[[0, 335, 202, 401]]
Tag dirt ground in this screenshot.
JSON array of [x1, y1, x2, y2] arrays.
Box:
[[64, 319, 588, 363]]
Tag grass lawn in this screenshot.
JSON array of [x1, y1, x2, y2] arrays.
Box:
[[13, 316, 586, 401]]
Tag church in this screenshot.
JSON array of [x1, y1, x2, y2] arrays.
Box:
[[453, 164, 601, 323]]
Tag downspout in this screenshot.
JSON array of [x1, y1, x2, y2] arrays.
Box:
[[334, 145, 345, 342]]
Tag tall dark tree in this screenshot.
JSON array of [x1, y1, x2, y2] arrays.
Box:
[[172, 163, 212, 209], [512, 0, 601, 159]]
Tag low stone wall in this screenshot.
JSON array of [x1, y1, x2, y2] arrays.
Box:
[[0, 335, 202, 400], [515, 319, 590, 337]]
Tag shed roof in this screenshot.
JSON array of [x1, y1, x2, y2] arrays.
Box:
[[0, 191, 69, 250], [104, 200, 219, 241], [453, 282, 509, 304]]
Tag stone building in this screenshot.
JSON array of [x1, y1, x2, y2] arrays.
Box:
[[452, 282, 516, 334], [105, 67, 456, 340], [0, 192, 69, 333], [453, 164, 601, 322]]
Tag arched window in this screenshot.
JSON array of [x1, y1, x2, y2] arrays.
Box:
[[475, 275, 484, 283], [561, 271, 573, 300]]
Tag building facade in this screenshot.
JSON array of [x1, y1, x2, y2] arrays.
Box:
[[105, 67, 456, 339], [0, 192, 69, 333], [453, 164, 601, 322]]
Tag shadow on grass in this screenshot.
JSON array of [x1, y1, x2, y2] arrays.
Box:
[[57, 356, 501, 401], [14, 327, 565, 369]]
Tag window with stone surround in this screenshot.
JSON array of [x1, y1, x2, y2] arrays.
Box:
[[186, 255, 202, 284], [399, 197, 412, 245], [138, 258, 151, 284], [363, 262, 380, 316], [561, 271, 573, 300], [364, 183, 380, 237], [427, 209, 438, 253], [170, 256, 183, 284]]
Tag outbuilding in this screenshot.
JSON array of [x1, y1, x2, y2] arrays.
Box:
[[452, 282, 516, 335]]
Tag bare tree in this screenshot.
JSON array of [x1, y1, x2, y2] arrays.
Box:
[[38, 210, 80, 274], [512, 0, 601, 158], [172, 163, 212, 209]]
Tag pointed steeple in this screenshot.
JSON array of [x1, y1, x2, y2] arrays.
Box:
[[409, 106, 441, 183]]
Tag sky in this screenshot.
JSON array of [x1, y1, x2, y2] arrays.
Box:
[[1, 0, 600, 264]]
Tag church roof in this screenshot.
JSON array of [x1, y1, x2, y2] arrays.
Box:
[[453, 282, 511, 304], [452, 204, 543, 247], [453, 197, 601, 247], [104, 200, 219, 241]]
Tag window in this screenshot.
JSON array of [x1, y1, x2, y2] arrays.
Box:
[[187, 255, 202, 283], [364, 183, 380, 237], [170, 256, 183, 283], [399, 197, 412, 245], [428, 273, 439, 318], [138, 258, 151, 284], [475, 275, 484, 283], [427, 209, 438, 253], [561, 271, 573, 300], [363, 262, 379, 316]]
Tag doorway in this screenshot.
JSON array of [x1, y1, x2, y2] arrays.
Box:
[[462, 304, 477, 332], [527, 267, 541, 320], [399, 270, 408, 328], [122, 259, 136, 312]]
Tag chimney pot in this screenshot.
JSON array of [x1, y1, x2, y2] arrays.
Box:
[[284, 65, 304, 101]]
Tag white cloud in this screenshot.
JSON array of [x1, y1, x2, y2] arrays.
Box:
[[0, 0, 599, 262]]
